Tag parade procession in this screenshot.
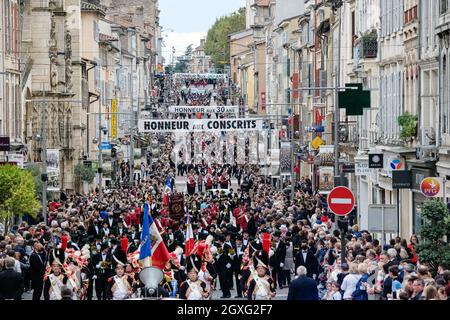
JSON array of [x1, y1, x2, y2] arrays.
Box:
[[1, 0, 450, 307]]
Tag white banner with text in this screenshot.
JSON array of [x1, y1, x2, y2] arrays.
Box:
[[138, 118, 264, 133]]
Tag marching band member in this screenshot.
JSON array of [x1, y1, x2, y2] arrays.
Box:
[[43, 249, 75, 300], [161, 247, 185, 296], [179, 255, 210, 300], [106, 263, 133, 300], [247, 250, 276, 300], [93, 244, 113, 300]]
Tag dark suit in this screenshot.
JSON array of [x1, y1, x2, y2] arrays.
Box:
[[287, 275, 319, 300], [92, 253, 113, 300], [247, 217, 257, 238], [0, 269, 24, 300], [29, 251, 46, 300], [87, 224, 101, 237], [270, 240, 287, 288], [113, 226, 128, 237], [106, 217, 117, 229], [295, 250, 319, 279], [233, 243, 246, 297], [128, 230, 140, 243], [216, 243, 233, 297]]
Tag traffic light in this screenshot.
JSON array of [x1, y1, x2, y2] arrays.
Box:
[[338, 83, 371, 116]]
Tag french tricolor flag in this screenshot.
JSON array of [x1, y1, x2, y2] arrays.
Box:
[[162, 175, 173, 206], [140, 202, 170, 269], [185, 211, 195, 257]]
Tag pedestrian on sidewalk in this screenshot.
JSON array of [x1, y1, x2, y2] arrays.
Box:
[[0, 257, 24, 300]]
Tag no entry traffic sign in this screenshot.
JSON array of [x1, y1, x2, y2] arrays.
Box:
[[327, 186, 355, 216]]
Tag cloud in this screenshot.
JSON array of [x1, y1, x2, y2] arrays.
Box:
[[162, 32, 207, 64]]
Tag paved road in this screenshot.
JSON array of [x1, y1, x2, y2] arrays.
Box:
[[22, 280, 290, 301], [23, 176, 290, 301]]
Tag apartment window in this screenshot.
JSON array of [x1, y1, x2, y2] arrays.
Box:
[[301, 22, 309, 45], [441, 0, 448, 14]]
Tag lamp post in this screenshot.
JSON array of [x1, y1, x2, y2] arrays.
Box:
[[35, 103, 48, 226]]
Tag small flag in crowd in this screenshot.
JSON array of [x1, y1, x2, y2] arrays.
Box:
[[185, 211, 195, 257], [162, 175, 173, 206], [139, 202, 152, 267]]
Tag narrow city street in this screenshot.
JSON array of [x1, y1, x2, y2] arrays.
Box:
[[0, 0, 449, 307]]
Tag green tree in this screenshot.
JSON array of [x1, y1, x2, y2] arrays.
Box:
[[204, 7, 246, 69], [26, 163, 43, 198], [74, 163, 96, 184], [174, 44, 194, 73], [0, 165, 41, 233], [415, 199, 450, 271]]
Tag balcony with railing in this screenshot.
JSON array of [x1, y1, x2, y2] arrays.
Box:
[[339, 121, 359, 149], [353, 32, 378, 68], [361, 33, 378, 58]]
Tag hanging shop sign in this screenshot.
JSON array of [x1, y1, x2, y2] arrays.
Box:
[[369, 153, 383, 168], [311, 136, 325, 150], [392, 170, 412, 189], [355, 162, 370, 176], [168, 106, 240, 114], [305, 126, 325, 133], [420, 177, 444, 198], [111, 99, 118, 139], [46, 149, 60, 192], [0, 137, 10, 151], [138, 119, 264, 133]]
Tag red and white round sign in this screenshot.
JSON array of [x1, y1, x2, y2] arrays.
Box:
[[327, 187, 355, 216]]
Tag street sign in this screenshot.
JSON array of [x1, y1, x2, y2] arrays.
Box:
[[355, 162, 370, 176], [311, 136, 324, 150], [338, 83, 371, 116], [101, 142, 112, 150], [369, 153, 383, 168], [342, 164, 355, 173], [0, 137, 10, 151], [327, 186, 355, 216], [111, 99, 118, 139], [420, 177, 444, 198], [392, 170, 412, 189]]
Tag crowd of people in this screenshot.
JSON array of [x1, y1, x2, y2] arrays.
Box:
[[1, 72, 449, 302], [1, 152, 449, 301], [179, 89, 212, 106]]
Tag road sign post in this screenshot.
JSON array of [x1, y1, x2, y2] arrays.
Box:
[[328, 186, 355, 263], [327, 186, 356, 216]]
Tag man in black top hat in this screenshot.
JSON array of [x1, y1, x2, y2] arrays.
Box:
[[270, 230, 286, 289], [29, 241, 47, 300], [113, 219, 128, 237], [111, 239, 128, 269], [233, 234, 246, 298], [216, 234, 233, 298], [92, 244, 113, 300]]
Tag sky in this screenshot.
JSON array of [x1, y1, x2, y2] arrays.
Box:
[[159, 0, 245, 64]]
